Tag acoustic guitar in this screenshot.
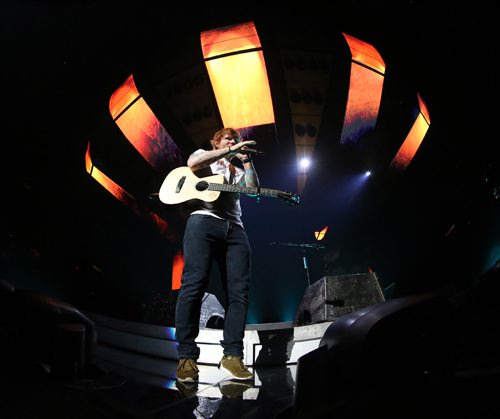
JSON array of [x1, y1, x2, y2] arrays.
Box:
[[159, 166, 300, 206]]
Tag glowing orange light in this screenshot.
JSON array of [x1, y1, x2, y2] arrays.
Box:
[[85, 142, 141, 213], [390, 94, 430, 171], [172, 250, 184, 290], [109, 74, 140, 120], [342, 33, 386, 74], [85, 141, 92, 174], [340, 33, 386, 146], [417, 92, 430, 124], [314, 226, 329, 241], [201, 21, 275, 130], [109, 75, 181, 172], [201, 21, 261, 58], [114, 97, 180, 171], [86, 141, 173, 240]]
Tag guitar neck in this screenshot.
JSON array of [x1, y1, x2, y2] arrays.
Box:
[[208, 182, 280, 198]]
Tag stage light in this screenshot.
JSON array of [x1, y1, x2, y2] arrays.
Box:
[[299, 158, 311, 171], [314, 226, 328, 241], [365, 170, 371, 177]]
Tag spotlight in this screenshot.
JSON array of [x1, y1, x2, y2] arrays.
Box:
[[299, 158, 311, 170], [365, 170, 371, 177]]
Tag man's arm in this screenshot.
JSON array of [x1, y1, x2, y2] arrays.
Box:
[[242, 159, 260, 188], [187, 140, 257, 172], [187, 148, 231, 172]]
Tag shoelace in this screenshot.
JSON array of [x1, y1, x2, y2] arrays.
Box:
[[181, 359, 199, 372]]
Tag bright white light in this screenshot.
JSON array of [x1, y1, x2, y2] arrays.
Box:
[[365, 170, 371, 177], [299, 158, 311, 170]]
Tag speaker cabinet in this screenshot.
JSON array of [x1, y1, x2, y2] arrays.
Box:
[[295, 273, 385, 325]]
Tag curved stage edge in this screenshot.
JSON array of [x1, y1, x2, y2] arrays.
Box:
[[85, 311, 332, 386]]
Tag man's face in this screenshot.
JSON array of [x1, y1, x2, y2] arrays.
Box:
[[217, 133, 238, 149]]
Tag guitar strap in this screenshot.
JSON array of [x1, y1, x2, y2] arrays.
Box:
[[228, 163, 236, 184]]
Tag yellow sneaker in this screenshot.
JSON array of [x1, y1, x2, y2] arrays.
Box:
[[176, 358, 199, 382], [218, 355, 253, 380]]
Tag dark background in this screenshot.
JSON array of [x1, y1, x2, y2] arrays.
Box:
[[1, 1, 498, 324]]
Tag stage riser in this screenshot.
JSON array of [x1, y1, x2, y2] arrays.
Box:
[[87, 311, 331, 367], [94, 343, 297, 393]]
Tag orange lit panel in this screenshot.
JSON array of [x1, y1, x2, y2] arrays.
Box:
[[172, 250, 184, 290], [85, 152, 141, 214], [109, 74, 140, 120], [340, 63, 384, 145], [417, 92, 430, 124], [85, 141, 179, 251], [205, 51, 275, 129], [85, 141, 93, 173], [314, 226, 329, 241], [342, 33, 386, 74], [390, 112, 429, 171], [86, 144, 174, 238], [114, 97, 181, 172], [201, 21, 261, 59]]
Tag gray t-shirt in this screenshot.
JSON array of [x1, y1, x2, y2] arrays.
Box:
[[189, 149, 246, 227]]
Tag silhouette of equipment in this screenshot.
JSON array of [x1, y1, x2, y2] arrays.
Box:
[[0, 278, 125, 389]]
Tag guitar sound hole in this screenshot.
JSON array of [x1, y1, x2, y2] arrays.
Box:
[[196, 181, 209, 192]]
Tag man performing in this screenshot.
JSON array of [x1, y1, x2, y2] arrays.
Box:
[[175, 127, 259, 383]]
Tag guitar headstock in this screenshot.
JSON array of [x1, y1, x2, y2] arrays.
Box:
[[278, 191, 301, 206]]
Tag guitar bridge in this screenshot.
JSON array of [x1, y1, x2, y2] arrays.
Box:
[[176, 176, 186, 193]]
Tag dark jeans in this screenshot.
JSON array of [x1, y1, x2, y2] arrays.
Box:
[[175, 214, 251, 359]]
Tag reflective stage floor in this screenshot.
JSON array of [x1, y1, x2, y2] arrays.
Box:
[[2, 332, 500, 419], [2, 286, 500, 419]]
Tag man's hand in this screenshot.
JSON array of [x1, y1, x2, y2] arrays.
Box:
[[229, 139, 256, 153], [228, 139, 257, 161]]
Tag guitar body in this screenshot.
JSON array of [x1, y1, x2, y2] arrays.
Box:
[[159, 166, 224, 204]]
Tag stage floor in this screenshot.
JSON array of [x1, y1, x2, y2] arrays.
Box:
[[2, 310, 500, 418], [2, 340, 500, 419]]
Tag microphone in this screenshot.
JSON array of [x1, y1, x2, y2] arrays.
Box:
[[241, 147, 264, 155]]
